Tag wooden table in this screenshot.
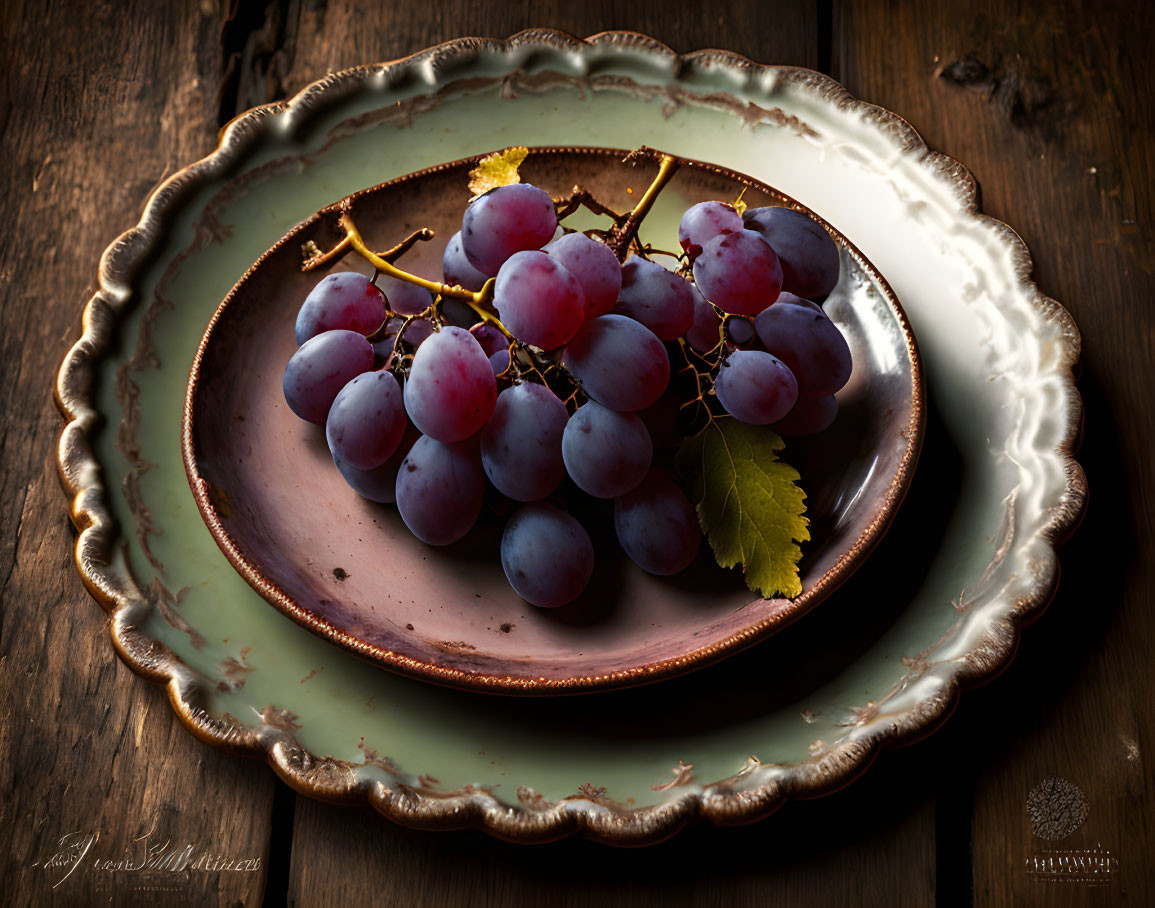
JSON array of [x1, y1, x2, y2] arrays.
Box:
[[2, 2, 1151, 904]]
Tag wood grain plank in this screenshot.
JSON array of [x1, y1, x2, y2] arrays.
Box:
[[0, 1, 277, 904], [25, 0, 1140, 902], [246, 0, 820, 102], [834, 1, 1155, 904]]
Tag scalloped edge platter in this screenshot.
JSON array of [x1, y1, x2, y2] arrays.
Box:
[[56, 30, 1084, 845]]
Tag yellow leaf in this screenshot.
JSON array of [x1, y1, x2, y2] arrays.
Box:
[[469, 146, 529, 198], [675, 417, 809, 598]]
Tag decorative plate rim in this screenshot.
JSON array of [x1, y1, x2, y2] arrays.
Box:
[[180, 144, 925, 695], [54, 28, 1086, 846]]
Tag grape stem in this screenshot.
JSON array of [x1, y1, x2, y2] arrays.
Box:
[[675, 337, 724, 430], [380, 314, 427, 373], [377, 227, 437, 264], [296, 148, 686, 412], [553, 186, 627, 224], [301, 227, 436, 272], [304, 148, 684, 338], [334, 212, 513, 341], [641, 245, 685, 262], [608, 151, 680, 261]]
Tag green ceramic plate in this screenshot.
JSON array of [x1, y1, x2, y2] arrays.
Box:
[[57, 31, 1084, 844]]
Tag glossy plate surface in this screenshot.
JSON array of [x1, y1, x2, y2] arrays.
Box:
[[56, 31, 1084, 844], [183, 147, 922, 693]]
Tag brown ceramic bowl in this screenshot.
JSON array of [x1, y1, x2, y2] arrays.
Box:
[[182, 147, 923, 695]]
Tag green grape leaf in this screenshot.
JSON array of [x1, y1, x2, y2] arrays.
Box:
[[675, 417, 809, 598], [468, 146, 529, 198]]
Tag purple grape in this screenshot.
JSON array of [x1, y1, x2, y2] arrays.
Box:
[[438, 298, 480, 328], [295, 272, 387, 345], [544, 232, 622, 318], [489, 349, 511, 376], [399, 318, 434, 350], [493, 251, 585, 349], [395, 435, 485, 545], [754, 297, 852, 396], [481, 383, 569, 501], [473, 324, 511, 375], [501, 503, 594, 608], [614, 471, 700, 575], [725, 317, 756, 348], [686, 288, 722, 353], [562, 401, 652, 499], [461, 183, 558, 276], [713, 349, 798, 425], [563, 315, 670, 412], [778, 293, 825, 313], [692, 229, 783, 316], [614, 255, 696, 341], [772, 394, 839, 436], [334, 422, 421, 503], [335, 458, 398, 503], [377, 274, 432, 316], [743, 207, 840, 299], [282, 330, 375, 425], [325, 371, 407, 470], [373, 316, 434, 359], [370, 316, 406, 359], [442, 231, 490, 291], [678, 200, 743, 260], [469, 324, 508, 358], [403, 326, 496, 442]]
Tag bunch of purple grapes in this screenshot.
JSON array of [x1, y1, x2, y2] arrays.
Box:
[[680, 201, 852, 433], [281, 180, 851, 609]]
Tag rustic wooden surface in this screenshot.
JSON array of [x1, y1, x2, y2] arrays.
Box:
[[1, 0, 1151, 904]]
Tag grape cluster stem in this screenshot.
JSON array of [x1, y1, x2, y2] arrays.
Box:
[[675, 337, 721, 430], [298, 148, 685, 411], [607, 152, 679, 262]]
